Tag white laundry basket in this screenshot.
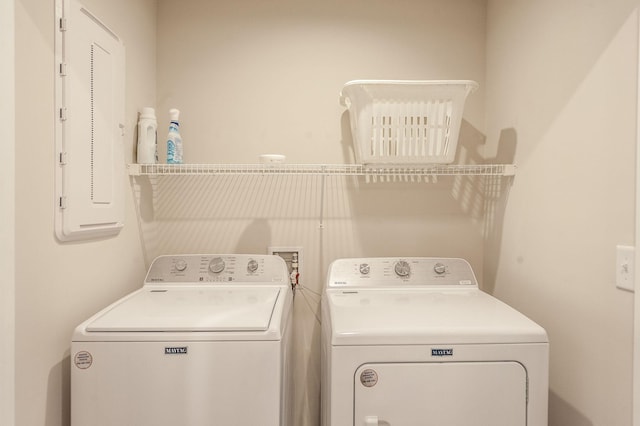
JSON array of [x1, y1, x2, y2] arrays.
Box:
[[341, 80, 478, 166]]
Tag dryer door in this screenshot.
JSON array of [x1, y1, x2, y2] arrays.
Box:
[[354, 361, 527, 426]]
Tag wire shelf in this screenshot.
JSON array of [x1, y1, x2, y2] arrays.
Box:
[[128, 163, 516, 177]]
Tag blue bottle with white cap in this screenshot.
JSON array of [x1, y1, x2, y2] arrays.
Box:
[[166, 108, 183, 164]]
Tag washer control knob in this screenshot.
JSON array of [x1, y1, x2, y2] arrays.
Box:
[[208, 257, 226, 274], [394, 260, 411, 277], [175, 259, 188, 272], [247, 259, 259, 273], [359, 263, 370, 275], [434, 262, 446, 275]]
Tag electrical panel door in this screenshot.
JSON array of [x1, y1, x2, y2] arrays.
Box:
[[55, 0, 125, 241]]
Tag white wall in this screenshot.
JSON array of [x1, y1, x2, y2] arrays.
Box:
[[1, 1, 15, 425], [154, 1, 487, 425], [485, 1, 638, 424], [14, 0, 155, 424]]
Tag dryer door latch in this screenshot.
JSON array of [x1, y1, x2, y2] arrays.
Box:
[[364, 416, 379, 426]]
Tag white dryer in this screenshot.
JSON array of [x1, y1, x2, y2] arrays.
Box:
[[321, 257, 548, 426], [72, 254, 293, 426]]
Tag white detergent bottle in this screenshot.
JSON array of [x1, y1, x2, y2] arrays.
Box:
[[166, 108, 183, 164], [136, 107, 157, 164]]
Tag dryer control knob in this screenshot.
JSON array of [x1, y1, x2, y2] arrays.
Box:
[[247, 259, 259, 273], [175, 259, 188, 272], [394, 260, 411, 277], [434, 262, 446, 275], [359, 263, 370, 275], [208, 257, 226, 274]]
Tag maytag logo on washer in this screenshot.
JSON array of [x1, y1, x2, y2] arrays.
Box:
[[431, 348, 454, 357], [164, 346, 188, 355]]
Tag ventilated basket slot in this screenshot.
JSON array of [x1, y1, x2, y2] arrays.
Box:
[[370, 101, 454, 159], [342, 80, 477, 166]]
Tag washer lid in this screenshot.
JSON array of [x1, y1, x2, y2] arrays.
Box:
[[325, 288, 548, 345], [85, 287, 281, 332]]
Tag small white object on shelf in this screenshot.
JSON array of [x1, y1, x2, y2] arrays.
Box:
[[259, 154, 286, 164], [341, 80, 478, 166]]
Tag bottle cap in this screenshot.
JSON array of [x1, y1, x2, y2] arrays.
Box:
[[139, 107, 155, 119], [169, 108, 180, 121]]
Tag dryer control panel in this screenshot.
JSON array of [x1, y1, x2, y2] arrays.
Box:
[[144, 254, 288, 284], [327, 257, 477, 288]]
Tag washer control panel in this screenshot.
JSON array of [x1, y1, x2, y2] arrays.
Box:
[[328, 257, 477, 288], [144, 254, 288, 284]]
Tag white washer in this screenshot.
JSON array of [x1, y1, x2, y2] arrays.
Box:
[[321, 257, 548, 426], [72, 254, 293, 426]]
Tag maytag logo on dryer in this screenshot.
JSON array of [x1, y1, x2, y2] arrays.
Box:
[[164, 346, 188, 355], [431, 348, 454, 357]]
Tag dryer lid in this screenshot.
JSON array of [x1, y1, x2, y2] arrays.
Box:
[[325, 288, 548, 345], [85, 287, 281, 332]]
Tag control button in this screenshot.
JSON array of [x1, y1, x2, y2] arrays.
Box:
[[434, 262, 446, 275], [359, 263, 370, 275], [175, 259, 188, 272], [394, 260, 411, 277], [247, 259, 259, 273], [208, 257, 226, 274]]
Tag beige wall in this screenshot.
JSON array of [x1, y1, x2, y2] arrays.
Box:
[[155, 0, 486, 164], [485, 1, 638, 424], [1, 0, 15, 425], [14, 0, 155, 425], [153, 1, 487, 425]]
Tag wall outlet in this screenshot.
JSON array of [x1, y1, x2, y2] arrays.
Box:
[[616, 245, 635, 292], [268, 246, 303, 287]]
